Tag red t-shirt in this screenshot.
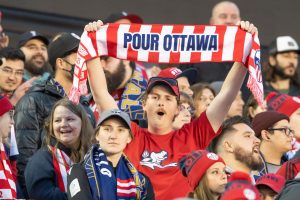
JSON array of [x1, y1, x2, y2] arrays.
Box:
[[124, 111, 218, 200]]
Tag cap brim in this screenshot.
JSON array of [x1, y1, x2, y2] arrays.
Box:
[[177, 68, 197, 85]]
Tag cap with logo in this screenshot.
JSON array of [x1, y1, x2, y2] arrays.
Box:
[[269, 36, 300, 55], [179, 150, 225, 190], [48, 33, 80, 67], [158, 67, 197, 85], [103, 11, 143, 24], [18, 31, 49, 48], [98, 109, 131, 130]]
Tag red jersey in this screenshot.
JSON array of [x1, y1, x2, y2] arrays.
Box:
[[124, 112, 218, 200]]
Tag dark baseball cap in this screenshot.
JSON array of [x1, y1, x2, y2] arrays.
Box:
[[98, 109, 131, 130], [103, 11, 143, 24], [48, 33, 80, 67], [18, 31, 49, 47], [158, 67, 197, 85], [147, 77, 180, 97], [269, 36, 300, 55]]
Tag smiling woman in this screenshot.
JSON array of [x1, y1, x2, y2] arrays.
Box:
[[24, 98, 94, 200]]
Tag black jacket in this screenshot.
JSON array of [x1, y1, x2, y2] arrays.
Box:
[[277, 178, 300, 200], [14, 77, 95, 197], [24, 140, 71, 200]]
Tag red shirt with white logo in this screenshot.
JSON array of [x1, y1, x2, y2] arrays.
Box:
[[124, 111, 218, 200]]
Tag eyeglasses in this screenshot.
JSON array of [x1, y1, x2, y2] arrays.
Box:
[[267, 127, 295, 137], [9, 110, 14, 121], [0, 66, 24, 77], [62, 59, 75, 67], [179, 104, 194, 115]]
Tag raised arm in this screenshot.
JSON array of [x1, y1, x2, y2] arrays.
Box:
[[207, 21, 258, 132], [84, 20, 118, 111]]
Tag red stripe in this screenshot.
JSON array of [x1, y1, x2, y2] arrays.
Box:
[[106, 23, 120, 58], [148, 24, 163, 63], [233, 28, 246, 63], [190, 25, 205, 62], [117, 185, 137, 190], [88, 31, 98, 56], [117, 178, 135, 183], [212, 25, 226, 61], [169, 25, 184, 63], [126, 24, 142, 61], [51, 147, 66, 192]]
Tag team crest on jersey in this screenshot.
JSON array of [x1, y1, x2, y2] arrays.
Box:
[[140, 150, 177, 170]]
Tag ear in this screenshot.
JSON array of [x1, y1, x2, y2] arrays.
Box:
[[223, 140, 234, 153], [248, 107, 255, 118], [261, 130, 271, 141], [127, 134, 132, 144], [55, 58, 65, 70], [269, 56, 276, 67]]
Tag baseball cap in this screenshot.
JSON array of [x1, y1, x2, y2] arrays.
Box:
[[158, 67, 197, 85], [98, 109, 131, 130], [18, 31, 49, 48], [48, 33, 80, 67], [103, 11, 143, 24], [256, 173, 285, 194], [269, 36, 300, 55], [251, 111, 289, 138], [147, 77, 180, 97], [0, 96, 13, 117]]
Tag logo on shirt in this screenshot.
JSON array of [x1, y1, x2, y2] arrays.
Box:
[[140, 150, 177, 170]]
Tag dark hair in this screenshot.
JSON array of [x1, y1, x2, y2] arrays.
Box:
[[0, 47, 25, 63], [208, 116, 251, 153], [242, 94, 258, 122], [45, 98, 94, 163]]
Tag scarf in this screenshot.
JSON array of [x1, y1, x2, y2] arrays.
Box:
[[69, 23, 263, 106], [49, 145, 73, 192], [84, 145, 146, 200], [0, 143, 16, 199]]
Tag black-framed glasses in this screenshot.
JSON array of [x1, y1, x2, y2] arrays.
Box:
[[267, 127, 295, 137], [0, 66, 24, 77], [179, 104, 195, 115], [62, 59, 75, 67]]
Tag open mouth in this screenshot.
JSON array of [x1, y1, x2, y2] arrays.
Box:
[[253, 146, 260, 154], [60, 130, 72, 134]]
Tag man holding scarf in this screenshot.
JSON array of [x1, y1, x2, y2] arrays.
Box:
[[74, 19, 260, 199]]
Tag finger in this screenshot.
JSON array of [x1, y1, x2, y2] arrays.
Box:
[[240, 21, 245, 29]]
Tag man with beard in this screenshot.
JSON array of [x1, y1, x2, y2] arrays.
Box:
[[264, 36, 300, 96], [14, 33, 95, 198], [209, 116, 263, 181], [18, 31, 51, 84]]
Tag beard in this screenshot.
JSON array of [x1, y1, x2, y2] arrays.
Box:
[[25, 56, 47, 76], [104, 61, 126, 93], [233, 145, 263, 171], [273, 63, 296, 79]]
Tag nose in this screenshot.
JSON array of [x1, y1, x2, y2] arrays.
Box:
[[8, 73, 16, 80]]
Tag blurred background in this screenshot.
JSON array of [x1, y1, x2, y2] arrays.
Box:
[[0, 0, 299, 47]]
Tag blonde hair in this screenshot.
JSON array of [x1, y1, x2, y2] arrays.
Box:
[[193, 174, 216, 200]]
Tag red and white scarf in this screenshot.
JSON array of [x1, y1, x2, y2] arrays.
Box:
[[69, 23, 263, 105], [0, 143, 16, 199], [49, 146, 73, 193]]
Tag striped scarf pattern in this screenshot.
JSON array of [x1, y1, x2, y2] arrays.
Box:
[[69, 23, 263, 105], [0, 143, 16, 199], [49, 145, 73, 192]]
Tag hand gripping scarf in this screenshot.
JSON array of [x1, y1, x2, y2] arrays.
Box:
[[84, 145, 147, 200], [69, 23, 263, 106], [0, 143, 16, 199]]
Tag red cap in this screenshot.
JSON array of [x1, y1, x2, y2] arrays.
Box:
[[266, 92, 300, 117], [147, 77, 180, 97], [179, 150, 225, 190], [256, 173, 285, 193], [0, 96, 13, 116], [221, 171, 261, 200], [158, 67, 197, 85]]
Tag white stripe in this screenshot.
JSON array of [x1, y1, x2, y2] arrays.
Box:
[[137, 25, 152, 62], [242, 33, 253, 63], [0, 170, 7, 179], [3, 160, 12, 173], [8, 178, 16, 191], [81, 31, 97, 57], [97, 24, 108, 55], [117, 188, 137, 194], [117, 24, 131, 59], [56, 150, 68, 192], [179, 26, 195, 62], [99, 161, 109, 165], [0, 189, 13, 198], [222, 26, 238, 61], [117, 180, 136, 187], [158, 25, 173, 62], [201, 26, 216, 61]]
